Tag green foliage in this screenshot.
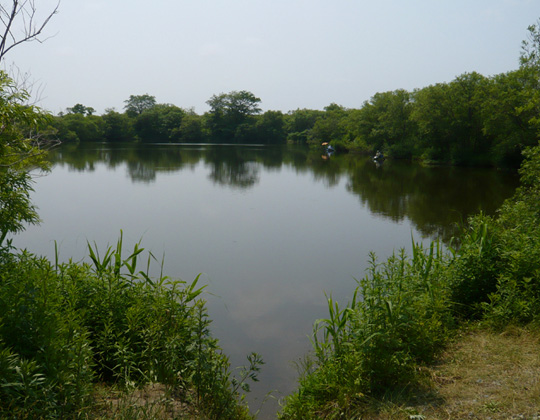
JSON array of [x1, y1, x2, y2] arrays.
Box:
[[255, 110, 287, 144], [448, 216, 500, 319], [134, 104, 185, 142], [479, 142, 540, 325], [350, 90, 417, 158], [178, 110, 204, 143], [205, 90, 262, 143], [0, 170, 39, 244], [67, 103, 95, 116], [0, 248, 94, 417], [481, 69, 538, 167], [102, 109, 134, 142], [54, 112, 106, 142], [124, 94, 157, 118], [444, 141, 540, 326], [0, 71, 53, 245], [0, 236, 258, 419], [285, 108, 324, 144], [281, 242, 453, 419]]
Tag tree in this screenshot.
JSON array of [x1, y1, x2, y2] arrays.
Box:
[[482, 69, 538, 167], [0, 72, 53, 243], [0, 1, 59, 244], [205, 90, 261, 142], [0, 0, 60, 62], [517, 20, 540, 133], [102, 109, 134, 142], [58, 113, 105, 142], [255, 110, 286, 144], [124, 94, 156, 117], [285, 108, 324, 144], [308, 103, 348, 146], [67, 103, 95, 116], [520, 19, 540, 69], [178, 110, 203, 143], [133, 104, 184, 142]]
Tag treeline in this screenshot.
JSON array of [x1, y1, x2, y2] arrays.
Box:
[[53, 48, 540, 168]]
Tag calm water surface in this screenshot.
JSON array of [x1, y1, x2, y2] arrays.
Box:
[[13, 143, 519, 418]]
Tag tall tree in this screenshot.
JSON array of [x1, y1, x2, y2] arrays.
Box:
[[134, 104, 184, 142], [518, 20, 540, 133], [255, 110, 286, 144], [308, 103, 348, 146], [285, 108, 324, 144], [102, 109, 134, 142], [205, 90, 261, 142], [124, 94, 157, 117], [67, 103, 95, 116]]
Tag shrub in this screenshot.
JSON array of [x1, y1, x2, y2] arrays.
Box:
[[280, 242, 453, 419], [0, 237, 259, 419], [448, 215, 501, 319]]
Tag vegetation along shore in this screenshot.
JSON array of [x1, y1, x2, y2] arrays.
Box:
[[1, 2, 540, 418]]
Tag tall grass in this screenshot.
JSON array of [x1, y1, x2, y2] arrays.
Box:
[[0, 235, 261, 419], [280, 241, 453, 419]]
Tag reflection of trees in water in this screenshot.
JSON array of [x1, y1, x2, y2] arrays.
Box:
[[203, 146, 262, 189], [346, 159, 519, 242], [207, 161, 260, 188], [48, 142, 519, 242], [126, 162, 156, 183]]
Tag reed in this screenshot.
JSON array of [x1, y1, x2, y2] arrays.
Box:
[[0, 235, 257, 419], [280, 241, 453, 419]]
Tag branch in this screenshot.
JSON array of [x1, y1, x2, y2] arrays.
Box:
[[0, 0, 59, 63]]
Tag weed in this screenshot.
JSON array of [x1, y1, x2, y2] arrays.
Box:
[[0, 235, 257, 419]]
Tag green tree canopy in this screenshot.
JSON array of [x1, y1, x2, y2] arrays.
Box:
[[66, 103, 95, 116], [0, 72, 53, 243], [205, 90, 262, 142], [134, 104, 185, 142], [124, 94, 157, 117]]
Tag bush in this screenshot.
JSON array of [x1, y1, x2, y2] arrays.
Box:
[[448, 215, 501, 319], [481, 143, 540, 325], [448, 142, 540, 326], [280, 242, 453, 419], [0, 237, 259, 419]]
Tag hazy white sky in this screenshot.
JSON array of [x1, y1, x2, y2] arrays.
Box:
[[6, 0, 540, 115]]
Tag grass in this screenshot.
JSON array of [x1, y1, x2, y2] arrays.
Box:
[[90, 383, 195, 419], [358, 324, 540, 420], [428, 325, 540, 419]]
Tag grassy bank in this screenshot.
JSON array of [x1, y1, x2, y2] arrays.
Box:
[[320, 325, 540, 420], [0, 235, 261, 419], [279, 142, 540, 419]]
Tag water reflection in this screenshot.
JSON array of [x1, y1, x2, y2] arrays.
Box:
[[50, 143, 519, 242]]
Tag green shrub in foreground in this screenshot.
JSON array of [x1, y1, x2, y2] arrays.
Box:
[[480, 142, 540, 326], [280, 242, 453, 419], [449, 142, 540, 326], [0, 238, 259, 419]]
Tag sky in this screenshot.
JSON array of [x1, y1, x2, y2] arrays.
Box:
[[5, 0, 540, 115]]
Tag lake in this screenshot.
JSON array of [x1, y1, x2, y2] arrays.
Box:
[[12, 142, 519, 418]]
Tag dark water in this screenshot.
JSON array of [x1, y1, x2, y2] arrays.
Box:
[[12, 143, 519, 418]]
